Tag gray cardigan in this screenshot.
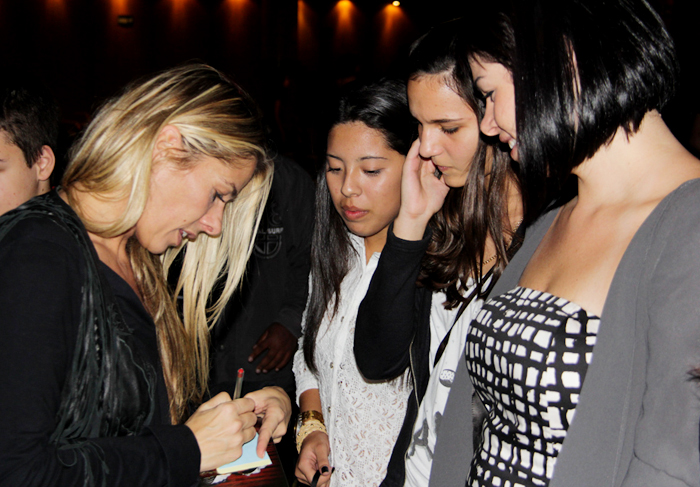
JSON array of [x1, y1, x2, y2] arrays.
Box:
[[431, 178, 700, 486]]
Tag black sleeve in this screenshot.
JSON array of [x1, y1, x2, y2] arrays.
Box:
[[273, 161, 315, 338], [0, 220, 200, 487], [354, 224, 431, 380]]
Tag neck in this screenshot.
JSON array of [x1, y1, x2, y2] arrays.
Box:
[[363, 226, 389, 264], [571, 111, 699, 209], [59, 187, 135, 273]]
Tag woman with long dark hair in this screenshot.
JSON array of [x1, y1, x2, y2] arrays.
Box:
[[292, 79, 415, 487], [354, 20, 524, 486], [462, 0, 700, 485]]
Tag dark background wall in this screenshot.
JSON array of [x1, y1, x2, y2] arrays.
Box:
[[0, 0, 696, 175]]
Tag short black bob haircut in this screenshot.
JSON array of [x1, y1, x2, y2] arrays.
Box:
[[463, 0, 679, 220], [0, 79, 59, 168]]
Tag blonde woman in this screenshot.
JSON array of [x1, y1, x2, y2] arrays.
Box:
[[0, 64, 290, 487]]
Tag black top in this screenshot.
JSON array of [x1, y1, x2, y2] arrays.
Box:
[[0, 193, 200, 487]]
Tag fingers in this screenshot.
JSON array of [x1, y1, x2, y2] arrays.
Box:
[[197, 391, 232, 412], [186, 398, 258, 472], [248, 331, 269, 363], [255, 422, 272, 458], [404, 138, 423, 171], [255, 408, 289, 456], [255, 346, 277, 373], [243, 387, 292, 455], [249, 323, 297, 373], [257, 348, 293, 373], [295, 431, 332, 486]]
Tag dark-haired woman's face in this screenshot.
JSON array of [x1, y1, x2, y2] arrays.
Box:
[[407, 73, 480, 188], [326, 122, 404, 252], [470, 57, 518, 161]]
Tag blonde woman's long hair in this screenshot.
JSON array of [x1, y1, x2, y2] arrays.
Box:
[[62, 64, 272, 422]]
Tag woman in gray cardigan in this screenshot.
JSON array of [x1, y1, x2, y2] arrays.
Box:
[[450, 0, 700, 486]]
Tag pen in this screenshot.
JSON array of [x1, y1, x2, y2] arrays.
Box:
[[233, 368, 244, 400]]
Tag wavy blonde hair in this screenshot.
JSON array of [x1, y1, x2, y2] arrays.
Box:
[[63, 64, 272, 422]]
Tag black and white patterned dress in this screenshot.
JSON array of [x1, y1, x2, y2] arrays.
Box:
[[465, 286, 599, 487]]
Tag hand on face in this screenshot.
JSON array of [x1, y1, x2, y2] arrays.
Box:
[[407, 74, 481, 187], [393, 138, 450, 241]]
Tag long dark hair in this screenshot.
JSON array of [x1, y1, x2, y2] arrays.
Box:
[[303, 78, 414, 373], [411, 19, 522, 309], [464, 0, 679, 223]]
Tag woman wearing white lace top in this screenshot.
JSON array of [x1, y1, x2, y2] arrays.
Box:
[[292, 79, 415, 487]]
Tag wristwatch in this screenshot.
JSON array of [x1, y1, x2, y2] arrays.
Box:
[[294, 410, 325, 435]]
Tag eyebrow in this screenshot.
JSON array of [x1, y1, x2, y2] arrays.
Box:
[[224, 181, 240, 200], [327, 154, 388, 162], [428, 118, 464, 124]]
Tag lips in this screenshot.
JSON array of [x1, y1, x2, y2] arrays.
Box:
[[341, 206, 368, 221], [179, 229, 195, 243]]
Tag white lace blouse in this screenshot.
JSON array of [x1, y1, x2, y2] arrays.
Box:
[[293, 234, 412, 487]]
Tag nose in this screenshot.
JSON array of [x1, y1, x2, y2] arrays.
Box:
[[199, 200, 225, 236], [480, 100, 499, 137], [341, 168, 361, 198], [418, 127, 441, 159]]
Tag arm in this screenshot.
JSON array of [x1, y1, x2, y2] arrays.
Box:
[[292, 322, 320, 406], [354, 226, 431, 380], [0, 223, 200, 487], [292, 320, 332, 486], [620, 198, 700, 486], [294, 390, 332, 487], [354, 139, 449, 380]]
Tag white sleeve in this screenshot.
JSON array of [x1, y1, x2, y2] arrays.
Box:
[[292, 276, 319, 405]]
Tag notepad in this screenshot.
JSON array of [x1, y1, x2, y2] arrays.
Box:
[[215, 433, 272, 474]]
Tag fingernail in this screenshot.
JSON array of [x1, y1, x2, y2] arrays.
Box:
[[321, 466, 329, 474], [255, 369, 260, 373], [262, 369, 268, 373], [248, 357, 253, 362]]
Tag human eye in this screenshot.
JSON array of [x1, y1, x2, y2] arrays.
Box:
[[213, 191, 227, 203], [441, 126, 459, 135], [364, 168, 382, 176], [326, 163, 341, 174]]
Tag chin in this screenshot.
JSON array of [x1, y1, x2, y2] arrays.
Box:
[[444, 173, 468, 189]]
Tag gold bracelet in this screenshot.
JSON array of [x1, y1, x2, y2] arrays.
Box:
[[299, 410, 325, 425], [295, 420, 327, 453]]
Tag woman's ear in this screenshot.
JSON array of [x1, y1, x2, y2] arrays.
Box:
[[152, 125, 183, 162]]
